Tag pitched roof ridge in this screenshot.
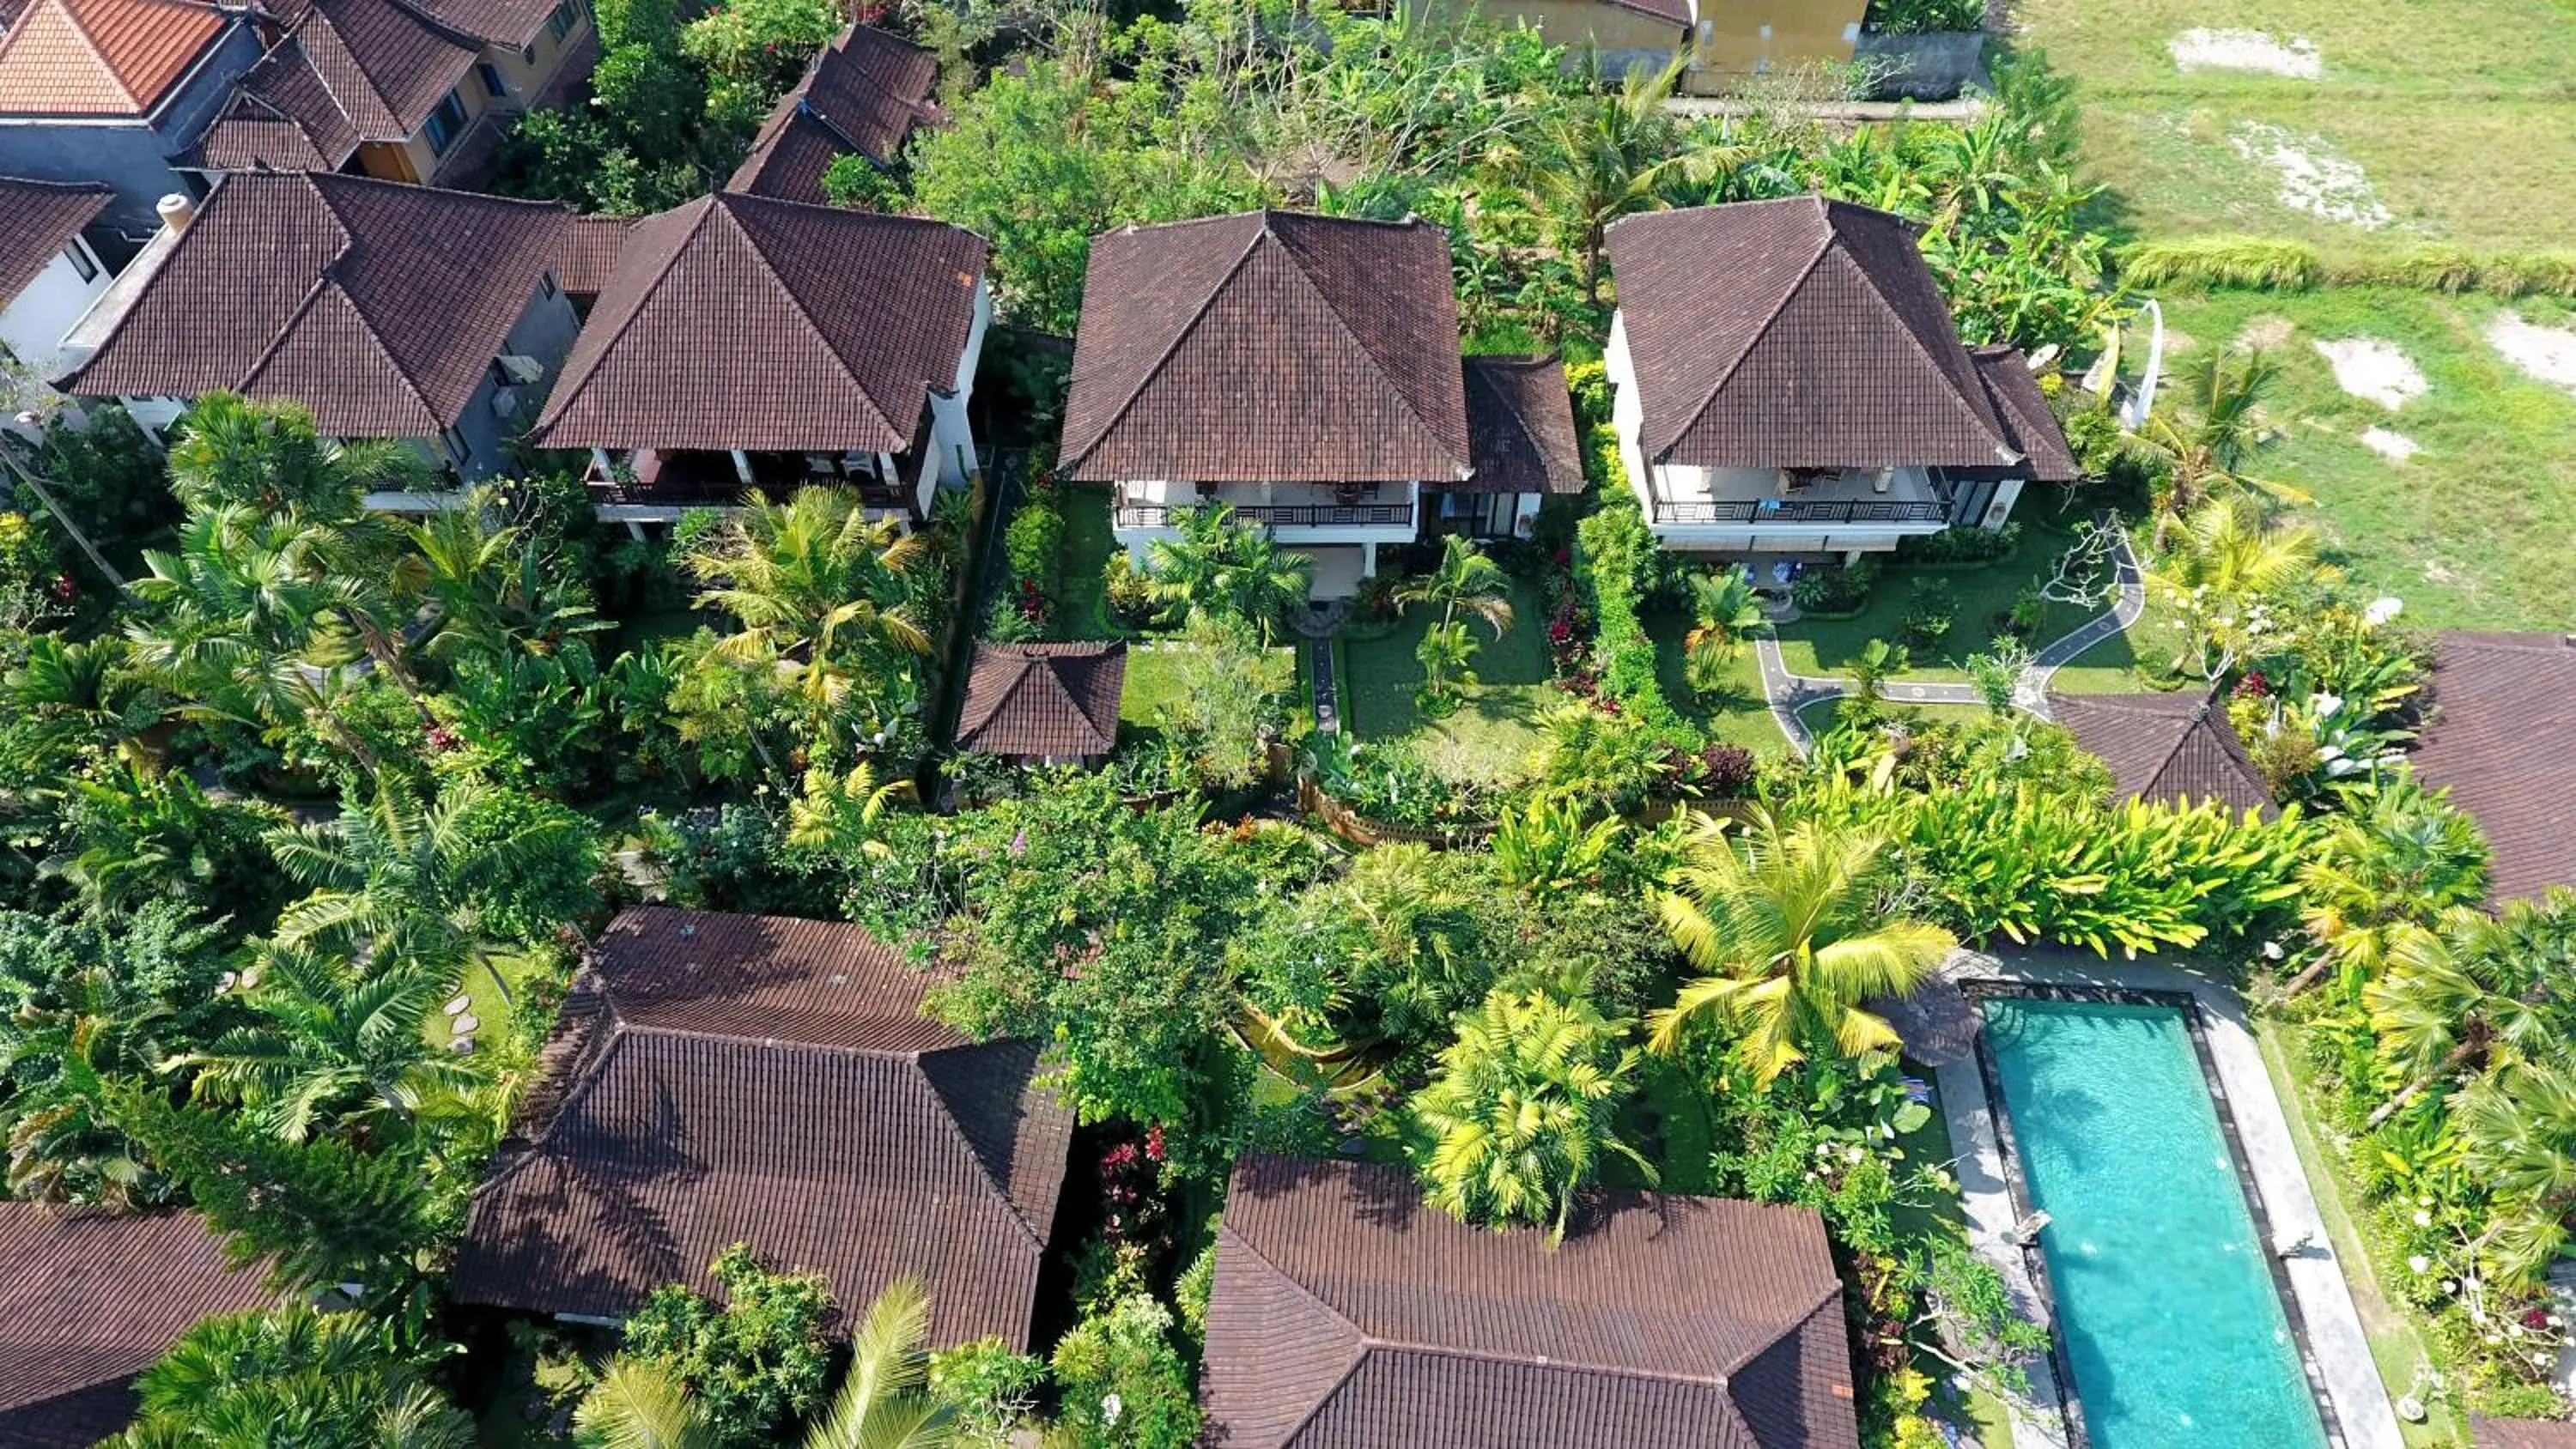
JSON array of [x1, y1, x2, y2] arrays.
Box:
[[1710, 1274, 1843, 1381], [1061, 212, 1268, 474], [910, 1043, 1050, 1249], [612, 1016, 931, 1058], [1660, 215, 1833, 462], [1826, 208, 2012, 458], [467, 1009, 629, 1202], [1464, 354, 1543, 450], [718, 192, 903, 445], [957, 647, 1039, 737], [376, 0, 491, 47], [19, 0, 144, 108], [299, 0, 477, 127], [539, 194, 722, 433], [292, 185, 446, 423], [1268, 213, 1470, 480]]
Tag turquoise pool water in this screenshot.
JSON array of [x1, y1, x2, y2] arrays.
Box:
[[1982, 996, 2328, 1449]]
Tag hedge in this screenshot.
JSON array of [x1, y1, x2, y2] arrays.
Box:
[[1572, 500, 1693, 738], [2117, 236, 2576, 299]]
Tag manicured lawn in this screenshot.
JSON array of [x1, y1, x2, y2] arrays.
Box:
[[1050, 482, 1130, 641], [1343, 579, 1556, 785], [2021, 0, 2576, 252], [1643, 603, 1787, 755], [2129, 288, 2576, 632], [422, 951, 550, 1062], [1771, 508, 2146, 689], [1117, 639, 1299, 725]]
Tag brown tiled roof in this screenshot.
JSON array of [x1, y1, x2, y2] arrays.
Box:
[[533, 192, 987, 453], [1456, 354, 1583, 495], [289, 0, 477, 136], [0, 0, 228, 117], [1059, 210, 1473, 484], [401, 0, 557, 45], [60, 172, 572, 438], [1202, 1156, 1859, 1449], [2411, 632, 2576, 904], [0, 179, 110, 305], [1605, 197, 2020, 471], [1970, 345, 2078, 482], [2050, 688, 2273, 816], [199, 42, 359, 170], [726, 24, 939, 205], [954, 641, 1125, 757], [555, 213, 629, 298], [450, 907, 1072, 1349], [2480, 1421, 2576, 1449], [0, 1206, 276, 1447]]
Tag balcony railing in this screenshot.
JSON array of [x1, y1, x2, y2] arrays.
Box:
[[588, 450, 910, 512], [1114, 502, 1415, 530], [1648, 497, 1948, 526]]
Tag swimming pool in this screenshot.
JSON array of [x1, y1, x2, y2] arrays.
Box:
[[1979, 993, 2330, 1449]]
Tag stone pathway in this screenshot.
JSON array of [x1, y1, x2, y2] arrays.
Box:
[[1755, 527, 2146, 755], [1308, 634, 1341, 734]]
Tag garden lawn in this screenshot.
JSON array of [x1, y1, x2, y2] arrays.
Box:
[[1117, 640, 1300, 726], [2020, 0, 2576, 252], [1643, 603, 1785, 755], [1771, 510, 2149, 690], [2138, 288, 2576, 631], [1343, 579, 1556, 785], [1049, 483, 1130, 641]]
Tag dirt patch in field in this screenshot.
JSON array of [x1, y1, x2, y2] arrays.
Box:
[[2487, 311, 2576, 396], [2360, 427, 2421, 463], [2313, 338, 2428, 409], [2236, 316, 2296, 351], [2227, 122, 2393, 229], [2169, 28, 2322, 79]]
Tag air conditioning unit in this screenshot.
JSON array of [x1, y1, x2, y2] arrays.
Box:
[[495, 355, 545, 385]]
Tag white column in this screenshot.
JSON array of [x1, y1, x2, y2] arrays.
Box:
[[729, 448, 755, 484], [1362, 541, 1378, 578], [590, 446, 612, 477]]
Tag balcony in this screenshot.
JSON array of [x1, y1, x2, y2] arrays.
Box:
[[1632, 464, 1956, 549], [1647, 496, 1948, 526], [1110, 482, 1420, 538], [587, 447, 917, 516]]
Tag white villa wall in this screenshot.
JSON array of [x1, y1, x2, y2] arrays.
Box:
[[0, 239, 112, 379], [924, 276, 992, 495]]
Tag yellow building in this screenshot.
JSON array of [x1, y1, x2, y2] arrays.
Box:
[[1411, 0, 1866, 93]]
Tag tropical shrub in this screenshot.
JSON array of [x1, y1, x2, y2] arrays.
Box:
[[1899, 578, 1959, 650], [1408, 985, 1650, 1241], [1234, 843, 1518, 1055], [1863, 0, 1984, 34], [1899, 523, 2020, 565], [928, 1339, 1048, 1446], [1003, 487, 1066, 625], [1571, 502, 1689, 734], [106, 1306, 472, 1449], [1050, 1292, 1203, 1449], [1791, 556, 1880, 614], [619, 1246, 837, 1448]]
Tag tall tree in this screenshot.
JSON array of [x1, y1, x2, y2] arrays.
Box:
[[2129, 349, 2311, 541], [106, 1305, 473, 1449], [2363, 898, 2576, 1127], [1649, 811, 1955, 1083], [166, 391, 428, 522], [2286, 773, 2488, 997]]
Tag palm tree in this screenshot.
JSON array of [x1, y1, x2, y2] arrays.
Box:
[[1845, 638, 1910, 711], [1395, 535, 1515, 640], [264, 774, 598, 1005], [402, 489, 605, 664], [2129, 349, 2311, 542], [1410, 985, 1652, 1245], [2286, 773, 2488, 997], [1683, 566, 1762, 692], [574, 1279, 959, 1449], [1649, 811, 1955, 1084], [2147, 498, 2322, 678], [2362, 907, 2562, 1127], [2458, 1058, 2576, 1287], [1489, 54, 1737, 312], [166, 942, 485, 1144], [125, 503, 347, 734], [1217, 523, 1315, 645], [683, 487, 931, 700], [1413, 619, 1478, 714], [112, 1305, 475, 1448], [1141, 503, 1238, 622], [166, 391, 431, 522]]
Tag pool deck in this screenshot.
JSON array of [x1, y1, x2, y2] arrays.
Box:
[[1885, 946, 2405, 1449]]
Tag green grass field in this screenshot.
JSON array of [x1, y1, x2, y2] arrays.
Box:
[[1344, 579, 1556, 785], [2022, 0, 2576, 252], [2139, 288, 2576, 630]]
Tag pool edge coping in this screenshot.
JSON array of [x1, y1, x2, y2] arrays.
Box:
[[1960, 979, 2348, 1449]]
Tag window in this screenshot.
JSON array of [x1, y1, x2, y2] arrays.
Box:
[[536, 272, 557, 300], [64, 241, 97, 282], [546, 0, 576, 39], [521, 41, 535, 64], [423, 89, 469, 154], [439, 426, 471, 464], [479, 63, 507, 100]]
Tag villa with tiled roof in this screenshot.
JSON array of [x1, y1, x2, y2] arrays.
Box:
[[0, 0, 262, 239]]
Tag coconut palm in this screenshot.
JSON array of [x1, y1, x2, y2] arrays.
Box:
[[125, 503, 342, 726], [574, 1279, 959, 1449], [1487, 54, 1738, 311], [166, 942, 485, 1144], [264, 774, 598, 1005], [1395, 535, 1515, 640], [2146, 498, 2323, 678], [166, 391, 430, 523], [1683, 566, 1763, 692], [1410, 985, 1652, 1244], [402, 490, 605, 664], [1217, 523, 1315, 645], [685, 486, 930, 664], [1649, 811, 1955, 1084], [2286, 773, 2489, 997], [2129, 349, 2311, 541]]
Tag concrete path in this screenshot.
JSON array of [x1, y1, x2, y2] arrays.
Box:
[[1908, 948, 2406, 1449], [1754, 526, 2147, 754], [1308, 634, 1341, 735]]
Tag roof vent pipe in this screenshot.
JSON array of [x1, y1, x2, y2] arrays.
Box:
[[155, 194, 197, 235]]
